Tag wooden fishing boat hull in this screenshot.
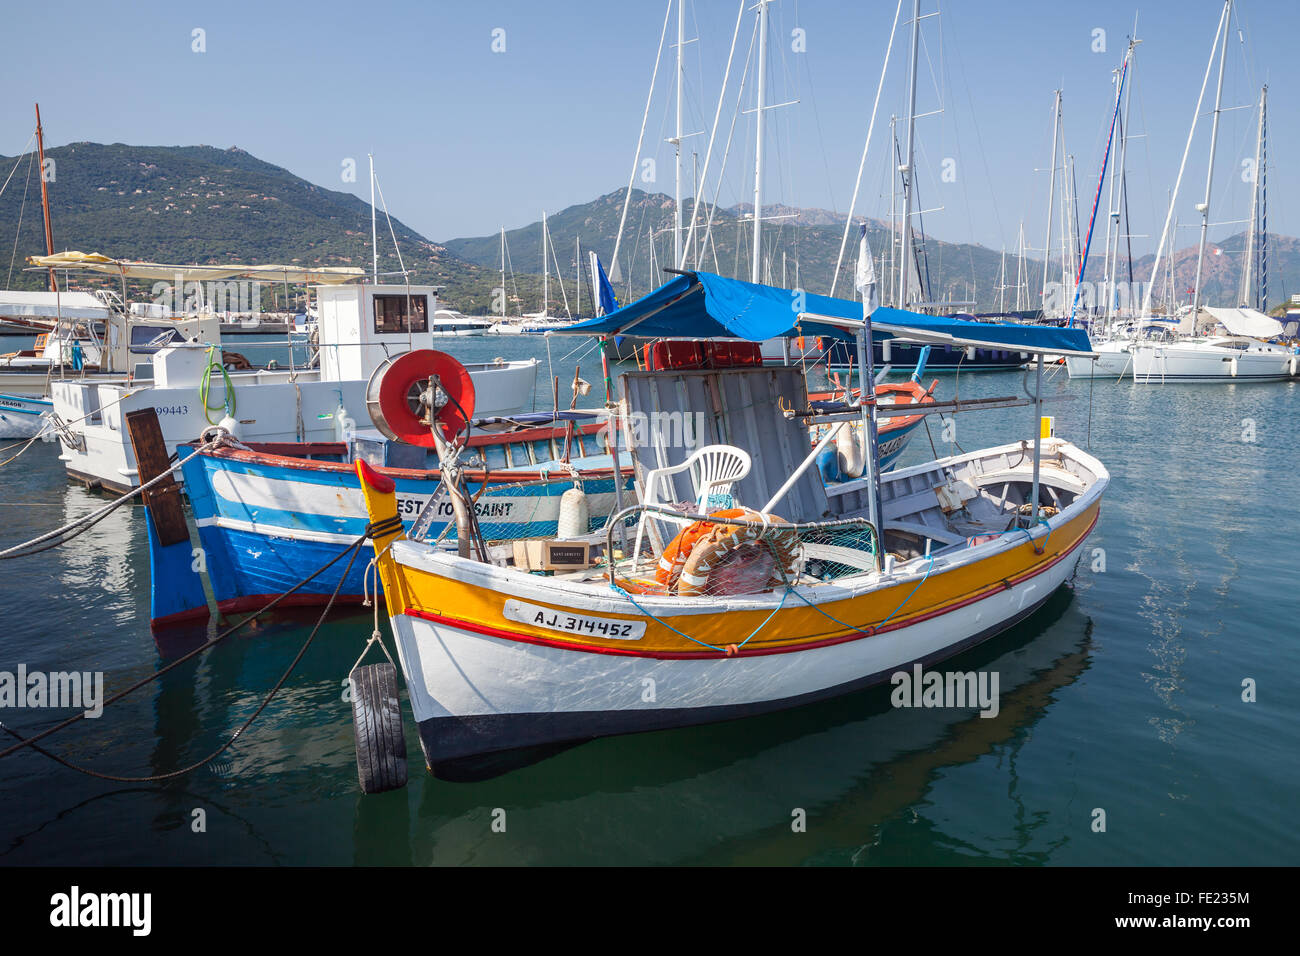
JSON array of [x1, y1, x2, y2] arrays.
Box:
[[360, 438, 1106, 777], [172, 436, 629, 623], [391, 522, 1090, 775]]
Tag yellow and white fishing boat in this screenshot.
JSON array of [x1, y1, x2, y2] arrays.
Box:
[[357, 272, 1106, 777]]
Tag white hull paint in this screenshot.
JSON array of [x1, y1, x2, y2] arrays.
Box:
[[1065, 341, 1134, 379], [51, 358, 538, 490], [1130, 338, 1296, 383], [390, 532, 1084, 764], [0, 393, 51, 439]]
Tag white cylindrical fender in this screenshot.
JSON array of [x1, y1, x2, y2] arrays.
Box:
[[217, 414, 241, 439], [836, 422, 864, 479], [1229, 357, 1239, 378], [557, 486, 590, 538], [882, 339, 892, 362], [1289, 352, 1298, 377]]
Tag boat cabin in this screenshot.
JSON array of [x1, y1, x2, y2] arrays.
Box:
[[316, 283, 447, 383]]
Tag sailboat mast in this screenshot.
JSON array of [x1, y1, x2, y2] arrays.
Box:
[[888, 116, 898, 306], [500, 227, 506, 318], [1242, 84, 1265, 308], [750, 0, 769, 284], [576, 237, 582, 315], [1192, 0, 1231, 316], [898, 0, 921, 307], [369, 155, 378, 282], [999, 247, 1007, 314], [1015, 221, 1027, 312], [1258, 85, 1268, 310], [1112, 31, 1138, 320], [1040, 90, 1061, 310], [542, 212, 549, 316], [1101, 66, 1122, 323], [674, 0, 684, 268], [35, 103, 57, 292]]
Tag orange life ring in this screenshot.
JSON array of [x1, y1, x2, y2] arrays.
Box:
[[655, 508, 748, 589], [676, 509, 800, 596]]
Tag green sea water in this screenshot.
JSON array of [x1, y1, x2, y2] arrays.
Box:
[[0, 335, 1295, 865]]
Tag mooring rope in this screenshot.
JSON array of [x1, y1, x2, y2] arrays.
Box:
[[0, 440, 218, 560], [0, 535, 367, 780]]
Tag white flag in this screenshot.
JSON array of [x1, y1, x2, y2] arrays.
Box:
[[854, 224, 880, 318]]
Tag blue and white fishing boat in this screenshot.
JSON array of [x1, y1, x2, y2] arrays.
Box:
[[159, 414, 628, 626]]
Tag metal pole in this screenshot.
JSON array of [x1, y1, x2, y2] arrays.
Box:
[[855, 326, 882, 559], [369, 155, 378, 283], [899, 0, 921, 307], [1040, 91, 1060, 310], [750, 0, 768, 284], [1192, 0, 1232, 316], [1030, 353, 1044, 524], [674, 0, 684, 268]]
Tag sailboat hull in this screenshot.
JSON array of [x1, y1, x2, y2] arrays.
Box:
[[1130, 339, 1297, 383]]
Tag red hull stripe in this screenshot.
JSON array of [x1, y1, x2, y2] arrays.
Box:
[[401, 511, 1098, 660]]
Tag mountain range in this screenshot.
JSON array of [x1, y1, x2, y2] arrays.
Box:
[[1, 142, 1294, 316]]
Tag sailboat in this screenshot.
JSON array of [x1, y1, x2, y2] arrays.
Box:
[[1127, 2, 1296, 384]]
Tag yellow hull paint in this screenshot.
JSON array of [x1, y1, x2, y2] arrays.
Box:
[[356, 458, 1100, 657]]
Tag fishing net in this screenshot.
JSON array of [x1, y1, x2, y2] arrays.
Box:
[[611, 505, 879, 598]]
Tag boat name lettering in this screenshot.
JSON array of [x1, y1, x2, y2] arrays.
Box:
[[502, 599, 645, 640], [432, 500, 515, 518]]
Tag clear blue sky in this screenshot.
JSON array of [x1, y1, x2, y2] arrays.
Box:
[[1, 0, 1293, 260]]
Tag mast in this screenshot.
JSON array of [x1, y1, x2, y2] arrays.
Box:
[[673, 0, 684, 268], [541, 212, 549, 316], [576, 236, 582, 316], [1259, 86, 1268, 310], [750, 0, 769, 284], [888, 116, 898, 306], [1040, 90, 1061, 310], [1241, 84, 1265, 308], [1111, 28, 1138, 321], [34, 104, 57, 292], [1101, 65, 1122, 323], [1192, 0, 1231, 315], [1141, 1, 1227, 318], [898, 0, 921, 307], [500, 227, 507, 318], [1015, 222, 1026, 312], [369, 154, 378, 282], [998, 247, 1007, 314]]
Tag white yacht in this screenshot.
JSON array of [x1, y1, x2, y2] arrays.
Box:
[[432, 309, 494, 336], [1131, 334, 1297, 384]]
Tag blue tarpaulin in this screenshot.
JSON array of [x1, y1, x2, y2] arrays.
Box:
[[558, 271, 1094, 356]]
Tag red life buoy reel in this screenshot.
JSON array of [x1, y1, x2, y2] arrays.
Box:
[[365, 349, 476, 447]]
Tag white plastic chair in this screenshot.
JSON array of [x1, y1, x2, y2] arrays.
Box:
[[633, 444, 752, 564]]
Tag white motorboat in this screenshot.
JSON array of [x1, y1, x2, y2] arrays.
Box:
[[50, 282, 539, 492]]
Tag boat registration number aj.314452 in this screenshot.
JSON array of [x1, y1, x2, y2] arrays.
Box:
[[503, 599, 645, 640]]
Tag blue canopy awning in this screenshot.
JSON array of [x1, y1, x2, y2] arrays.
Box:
[[555, 271, 1094, 356]]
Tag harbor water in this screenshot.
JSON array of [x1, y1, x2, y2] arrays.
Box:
[[0, 337, 1296, 865]]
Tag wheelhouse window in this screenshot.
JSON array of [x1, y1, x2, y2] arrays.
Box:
[[374, 294, 428, 333]]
